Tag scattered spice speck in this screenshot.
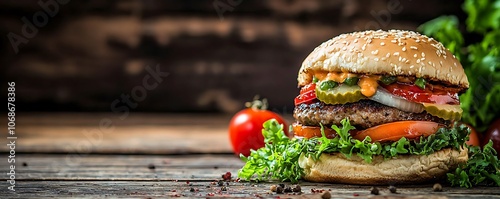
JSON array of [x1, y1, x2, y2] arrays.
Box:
[[270, 185, 277, 192], [222, 172, 232, 181], [433, 183, 443, 192], [292, 185, 301, 192], [321, 191, 331, 199], [147, 164, 155, 170], [389, 185, 397, 193], [370, 187, 379, 195], [276, 186, 284, 194]]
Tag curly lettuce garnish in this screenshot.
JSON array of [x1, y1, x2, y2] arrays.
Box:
[[447, 140, 500, 188]]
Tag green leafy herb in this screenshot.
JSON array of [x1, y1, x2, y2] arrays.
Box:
[[238, 119, 470, 183], [312, 76, 319, 83], [380, 76, 397, 85], [344, 77, 359, 86], [319, 80, 338, 91], [463, 0, 500, 33], [447, 140, 500, 188], [415, 78, 426, 90]]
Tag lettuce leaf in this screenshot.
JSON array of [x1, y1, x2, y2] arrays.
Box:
[[447, 140, 500, 187]]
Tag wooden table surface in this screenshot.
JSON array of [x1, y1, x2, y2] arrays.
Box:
[[1, 113, 499, 198]]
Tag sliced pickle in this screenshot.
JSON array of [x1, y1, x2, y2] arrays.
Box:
[[422, 103, 463, 121], [315, 84, 365, 105]]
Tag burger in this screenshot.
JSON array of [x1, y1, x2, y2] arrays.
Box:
[[293, 30, 469, 184], [238, 30, 471, 185]]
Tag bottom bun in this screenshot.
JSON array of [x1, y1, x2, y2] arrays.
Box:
[[298, 148, 468, 185]]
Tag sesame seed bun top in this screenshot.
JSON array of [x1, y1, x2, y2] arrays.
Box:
[[298, 30, 469, 90]]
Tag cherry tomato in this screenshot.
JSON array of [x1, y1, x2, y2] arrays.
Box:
[[464, 124, 480, 146], [382, 83, 459, 105], [294, 83, 316, 105], [353, 121, 439, 142], [482, 118, 500, 156], [229, 108, 288, 157]]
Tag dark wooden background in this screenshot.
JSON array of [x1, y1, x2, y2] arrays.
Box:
[[0, 0, 465, 113]]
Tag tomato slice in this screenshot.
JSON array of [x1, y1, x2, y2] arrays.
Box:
[[294, 83, 317, 105], [292, 123, 338, 139], [382, 83, 459, 105], [353, 121, 440, 142]]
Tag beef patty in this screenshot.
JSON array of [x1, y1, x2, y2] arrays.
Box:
[[293, 100, 448, 129]]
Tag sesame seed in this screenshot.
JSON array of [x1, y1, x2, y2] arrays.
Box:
[[414, 54, 418, 58], [410, 46, 417, 50], [386, 53, 391, 58], [428, 61, 432, 65], [353, 39, 358, 43], [417, 59, 421, 63], [410, 65, 414, 68], [380, 42, 385, 46], [391, 40, 397, 43], [421, 52, 425, 57], [371, 50, 379, 55], [402, 47, 407, 52], [374, 58, 379, 61], [381, 57, 387, 61], [393, 52, 400, 56], [415, 39, 420, 43]]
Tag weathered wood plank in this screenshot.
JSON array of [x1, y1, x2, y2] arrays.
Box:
[[1, 113, 240, 154], [2, 181, 500, 198], [1, 154, 244, 181]]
